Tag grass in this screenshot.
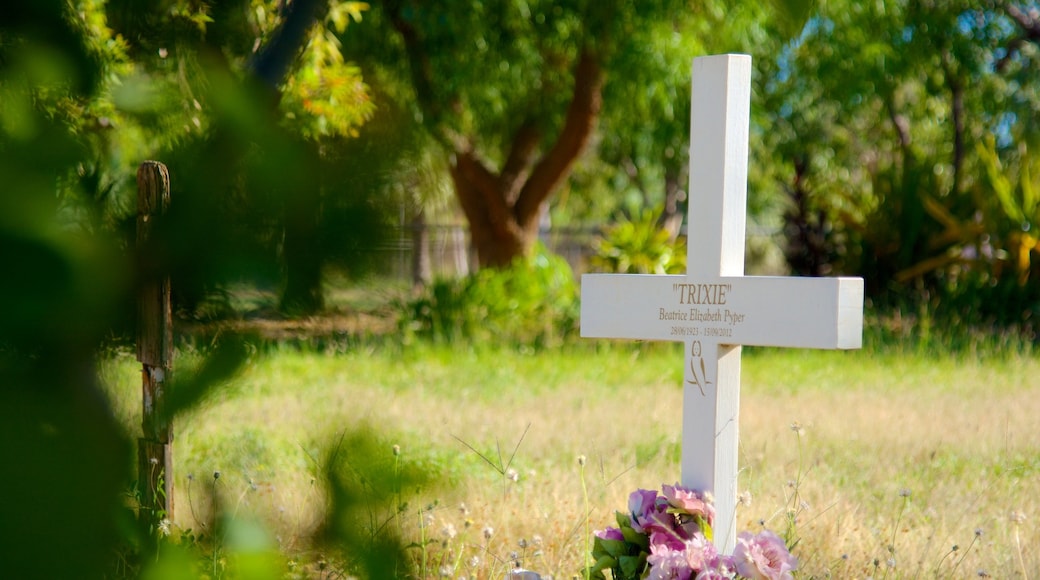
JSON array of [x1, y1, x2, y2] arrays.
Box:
[[100, 342, 1040, 578]]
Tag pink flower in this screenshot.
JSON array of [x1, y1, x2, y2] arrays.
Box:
[[683, 534, 718, 571], [647, 542, 693, 580], [732, 531, 797, 580], [693, 568, 733, 580], [649, 527, 687, 552], [694, 554, 736, 580], [662, 483, 715, 525], [594, 527, 624, 542]]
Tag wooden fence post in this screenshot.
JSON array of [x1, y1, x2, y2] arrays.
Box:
[[136, 160, 173, 531]]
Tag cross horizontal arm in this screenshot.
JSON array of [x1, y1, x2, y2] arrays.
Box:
[[580, 273, 863, 349]]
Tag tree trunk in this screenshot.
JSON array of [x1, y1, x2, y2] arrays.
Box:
[[280, 180, 325, 315], [448, 51, 604, 269], [659, 167, 685, 240], [410, 207, 431, 289]]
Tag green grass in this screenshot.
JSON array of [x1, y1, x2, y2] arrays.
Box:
[[100, 342, 1040, 578]]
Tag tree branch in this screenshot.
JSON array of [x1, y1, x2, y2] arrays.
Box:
[[453, 151, 520, 239], [997, 2, 1040, 71], [498, 121, 541, 204], [380, 0, 454, 148], [941, 51, 965, 194], [247, 0, 328, 90], [514, 50, 604, 227]]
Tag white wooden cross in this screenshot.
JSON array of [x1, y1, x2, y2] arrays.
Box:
[[580, 54, 863, 554]]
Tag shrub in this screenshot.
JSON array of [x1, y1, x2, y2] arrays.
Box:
[[401, 246, 579, 347], [590, 209, 685, 275]]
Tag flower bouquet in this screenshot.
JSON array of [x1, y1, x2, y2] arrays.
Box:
[[587, 484, 797, 580]]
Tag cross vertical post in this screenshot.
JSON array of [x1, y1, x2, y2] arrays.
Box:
[[681, 54, 751, 552], [579, 54, 864, 555]]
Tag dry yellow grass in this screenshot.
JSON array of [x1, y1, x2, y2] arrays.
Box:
[[101, 345, 1040, 578]]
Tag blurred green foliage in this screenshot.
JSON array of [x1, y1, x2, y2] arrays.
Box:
[[0, 0, 416, 577], [753, 1, 1040, 333]]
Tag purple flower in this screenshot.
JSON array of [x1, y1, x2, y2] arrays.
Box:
[[732, 531, 798, 580], [647, 542, 693, 580], [628, 488, 660, 532], [594, 527, 624, 542]]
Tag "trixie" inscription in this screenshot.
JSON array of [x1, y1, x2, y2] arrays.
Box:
[[672, 282, 731, 305]]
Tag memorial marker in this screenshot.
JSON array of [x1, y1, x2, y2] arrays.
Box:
[[580, 54, 864, 553]]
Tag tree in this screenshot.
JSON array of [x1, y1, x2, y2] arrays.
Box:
[[345, 1, 657, 268], [749, 1, 1040, 329], [105, 0, 388, 316], [347, 1, 814, 269]]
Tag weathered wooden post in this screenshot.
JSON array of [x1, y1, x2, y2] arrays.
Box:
[[136, 160, 174, 530]]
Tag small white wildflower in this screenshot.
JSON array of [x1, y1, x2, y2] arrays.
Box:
[[1009, 510, 1027, 525], [438, 564, 452, 577], [577, 455, 586, 466], [898, 488, 911, 498], [459, 502, 469, 516], [467, 556, 480, 568], [790, 421, 805, 436], [441, 523, 457, 540], [532, 534, 543, 547], [887, 558, 896, 568], [157, 518, 171, 537], [483, 525, 494, 540], [518, 538, 528, 549], [800, 500, 811, 512], [737, 491, 753, 507], [506, 468, 520, 483]]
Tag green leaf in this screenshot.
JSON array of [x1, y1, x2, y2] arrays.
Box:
[[593, 536, 628, 559], [587, 554, 617, 579], [618, 553, 648, 580]]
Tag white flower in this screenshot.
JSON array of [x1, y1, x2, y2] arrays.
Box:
[[157, 518, 171, 537], [441, 523, 457, 540]]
